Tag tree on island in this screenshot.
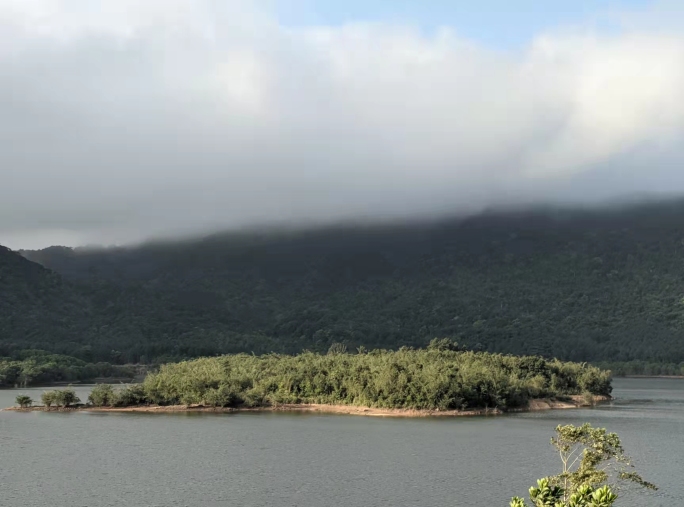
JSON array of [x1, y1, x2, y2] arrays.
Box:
[[41, 391, 56, 408], [55, 388, 80, 408], [88, 384, 115, 407], [15, 395, 33, 408], [40, 388, 80, 408], [510, 423, 656, 507]]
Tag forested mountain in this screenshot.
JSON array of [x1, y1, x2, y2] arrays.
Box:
[[0, 245, 96, 354], [8, 199, 684, 365], [0, 246, 140, 384]]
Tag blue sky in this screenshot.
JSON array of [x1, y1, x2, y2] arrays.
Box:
[[276, 0, 652, 47]]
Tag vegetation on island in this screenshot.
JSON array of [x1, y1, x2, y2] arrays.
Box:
[[80, 341, 611, 411], [40, 388, 80, 408], [15, 395, 33, 408], [511, 423, 656, 507], [13, 389, 81, 409], [87, 383, 146, 408]]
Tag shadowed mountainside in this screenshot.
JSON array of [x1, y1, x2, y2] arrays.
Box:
[[8, 199, 684, 364], [0, 245, 95, 352]]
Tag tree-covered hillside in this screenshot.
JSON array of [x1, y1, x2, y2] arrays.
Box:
[[0, 245, 95, 354], [9, 200, 684, 364]]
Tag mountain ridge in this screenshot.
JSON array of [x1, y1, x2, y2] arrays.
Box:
[[7, 199, 684, 364]]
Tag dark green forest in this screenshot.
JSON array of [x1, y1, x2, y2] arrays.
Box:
[[3, 199, 684, 367], [0, 350, 135, 388]]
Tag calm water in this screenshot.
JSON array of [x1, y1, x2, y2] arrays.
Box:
[[0, 378, 682, 507]]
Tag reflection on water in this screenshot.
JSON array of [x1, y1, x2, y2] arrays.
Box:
[[0, 378, 682, 507]]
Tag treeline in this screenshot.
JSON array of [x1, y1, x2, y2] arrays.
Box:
[[0, 350, 136, 387], [596, 361, 684, 377], [85, 341, 612, 411]]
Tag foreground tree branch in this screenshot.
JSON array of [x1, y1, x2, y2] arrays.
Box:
[[510, 423, 656, 507]]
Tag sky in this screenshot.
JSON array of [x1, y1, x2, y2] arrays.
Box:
[[275, 0, 649, 47], [2, 0, 684, 249]]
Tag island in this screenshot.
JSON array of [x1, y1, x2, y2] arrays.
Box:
[[5, 339, 612, 416]]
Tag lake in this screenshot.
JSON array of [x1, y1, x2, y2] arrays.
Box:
[[0, 378, 681, 507]]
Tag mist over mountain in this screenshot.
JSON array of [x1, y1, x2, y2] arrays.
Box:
[[4, 199, 683, 366], [3, 1, 684, 249]]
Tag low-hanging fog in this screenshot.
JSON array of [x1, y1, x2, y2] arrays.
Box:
[[2, 0, 684, 249]]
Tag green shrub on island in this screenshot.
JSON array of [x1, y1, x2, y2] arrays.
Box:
[[41, 391, 56, 408], [88, 383, 147, 407], [15, 395, 33, 408], [88, 340, 611, 410], [55, 388, 80, 407], [40, 387, 80, 408], [112, 383, 147, 406], [88, 384, 116, 407]]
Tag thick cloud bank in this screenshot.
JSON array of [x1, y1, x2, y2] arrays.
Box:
[[2, 0, 684, 248]]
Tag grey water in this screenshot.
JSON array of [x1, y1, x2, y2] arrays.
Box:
[[0, 378, 682, 507]]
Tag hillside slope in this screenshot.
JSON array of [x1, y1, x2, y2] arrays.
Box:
[[0, 245, 96, 356], [16, 200, 684, 364]]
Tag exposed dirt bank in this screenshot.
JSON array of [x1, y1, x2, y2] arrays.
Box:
[[4, 395, 610, 417]]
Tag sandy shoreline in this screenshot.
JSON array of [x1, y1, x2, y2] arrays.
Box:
[[4, 395, 610, 417]]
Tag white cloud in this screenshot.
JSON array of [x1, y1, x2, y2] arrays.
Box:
[[521, 31, 684, 176], [1, 0, 684, 249]]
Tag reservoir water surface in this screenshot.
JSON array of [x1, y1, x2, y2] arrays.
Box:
[[1, 378, 682, 507]]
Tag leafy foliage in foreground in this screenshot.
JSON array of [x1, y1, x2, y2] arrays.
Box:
[[87, 342, 611, 410], [512, 479, 618, 507], [510, 423, 656, 507]]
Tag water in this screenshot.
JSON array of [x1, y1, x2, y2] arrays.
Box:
[[0, 378, 682, 507]]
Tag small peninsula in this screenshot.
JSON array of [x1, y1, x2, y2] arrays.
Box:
[[5, 340, 612, 416]]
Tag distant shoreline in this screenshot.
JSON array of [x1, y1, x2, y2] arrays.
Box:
[[0, 379, 136, 390], [4, 395, 610, 417], [619, 375, 684, 379]]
